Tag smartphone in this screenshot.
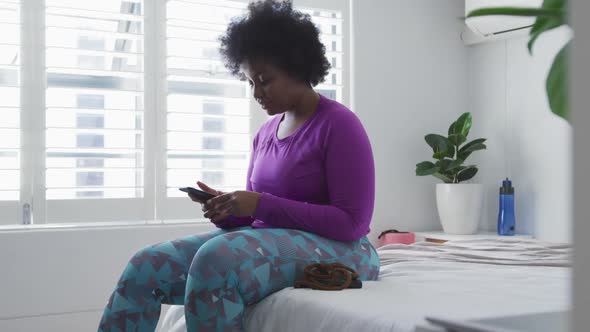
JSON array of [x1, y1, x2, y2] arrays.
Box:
[[179, 187, 216, 202]]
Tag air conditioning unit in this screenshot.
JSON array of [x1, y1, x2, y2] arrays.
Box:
[[462, 0, 543, 45]]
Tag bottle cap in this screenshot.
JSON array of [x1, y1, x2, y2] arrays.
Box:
[[500, 177, 515, 194]]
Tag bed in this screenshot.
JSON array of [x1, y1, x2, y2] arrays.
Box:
[[156, 238, 571, 332]]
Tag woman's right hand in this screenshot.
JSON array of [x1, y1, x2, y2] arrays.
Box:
[[187, 181, 223, 203], [190, 181, 226, 221]]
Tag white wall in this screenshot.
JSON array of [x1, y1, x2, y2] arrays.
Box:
[[353, 0, 573, 244], [467, 27, 573, 243], [352, 0, 469, 244]]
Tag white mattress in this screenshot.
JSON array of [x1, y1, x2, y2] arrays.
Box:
[[157, 239, 571, 332]]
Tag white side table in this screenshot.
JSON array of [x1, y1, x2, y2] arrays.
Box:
[[414, 231, 533, 244]]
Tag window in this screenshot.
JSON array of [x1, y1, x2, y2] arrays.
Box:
[[45, 0, 144, 202], [165, 0, 251, 215], [76, 94, 105, 109], [76, 134, 105, 148], [76, 172, 105, 186], [203, 118, 226, 132], [1, 0, 349, 226], [0, 0, 20, 224], [0, 0, 20, 200], [297, 4, 345, 104], [77, 114, 105, 128]]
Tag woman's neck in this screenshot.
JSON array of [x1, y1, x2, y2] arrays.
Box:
[[284, 89, 320, 122]]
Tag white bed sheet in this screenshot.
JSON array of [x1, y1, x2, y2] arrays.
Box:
[[157, 239, 571, 332]]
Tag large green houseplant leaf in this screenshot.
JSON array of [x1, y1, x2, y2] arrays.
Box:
[[466, 0, 570, 121]]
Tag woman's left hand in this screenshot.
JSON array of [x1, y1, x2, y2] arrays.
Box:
[[203, 191, 262, 224]]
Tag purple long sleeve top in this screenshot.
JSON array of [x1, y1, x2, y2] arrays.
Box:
[[215, 94, 375, 242]]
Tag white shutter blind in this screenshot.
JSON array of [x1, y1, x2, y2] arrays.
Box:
[[166, 0, 250, 198], [0, 0, 20, 201], [45, 0, 144, 199], [301, 7, 343, 103]]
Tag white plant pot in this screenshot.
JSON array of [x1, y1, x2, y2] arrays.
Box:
[[436, 183, 484, 235]]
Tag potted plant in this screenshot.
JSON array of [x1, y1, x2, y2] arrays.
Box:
[[415, 112, 487, 234]]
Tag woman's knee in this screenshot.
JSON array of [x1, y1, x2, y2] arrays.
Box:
[[121, 243, 162, 278], [188, 234, 239, 280], [357, 238, 380, 280], [133, 242, 157, 261]]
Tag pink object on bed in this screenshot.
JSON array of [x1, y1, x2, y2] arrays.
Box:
[[377, 229, 415, 247]]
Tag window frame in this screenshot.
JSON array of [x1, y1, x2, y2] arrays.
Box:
[[0, 0, 23, 225]]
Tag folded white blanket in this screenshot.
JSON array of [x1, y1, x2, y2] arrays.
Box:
[[377, 238, 571, 271]]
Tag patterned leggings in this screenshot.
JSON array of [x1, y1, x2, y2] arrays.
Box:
[[98, 226, 380, 332]]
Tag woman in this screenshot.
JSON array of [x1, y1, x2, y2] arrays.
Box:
[[98, 1, 379, 331]]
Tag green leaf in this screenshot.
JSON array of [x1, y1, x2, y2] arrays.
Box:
[[425, 134, 451, 151], [436, 159, 451, 171], [466, 7, 564, 19], [457, 166, 479, 183], [457, 143, 486, 161], [528, 0, 568, 53], [435, 159, 463, 173], [425, 134, 454, 160], [458, 151, 472, 162], [434, 160, 457, 180], [462, 143, 487, 153], [458, 138, 487, 161], [455, 165, 468, 172], [448, 121, 456, 136], [446, 159, 464, 171], [460, 138, 487, 151], [546, 41, 570, 121], [449, 134, 467, 147], [416, 161, 439, 176], [528, 16, 566, 53], [454, 113, 472, 138], [432, 151, 446, 159], [436, 159, 464, 180], [433, 172, 453, 183], [464, 1, 567, 54]]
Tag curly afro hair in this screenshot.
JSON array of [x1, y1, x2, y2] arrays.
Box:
[[219, 0, 331, 87]]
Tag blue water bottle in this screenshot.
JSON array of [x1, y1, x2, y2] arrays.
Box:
[[498, 178, 515, 235]]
